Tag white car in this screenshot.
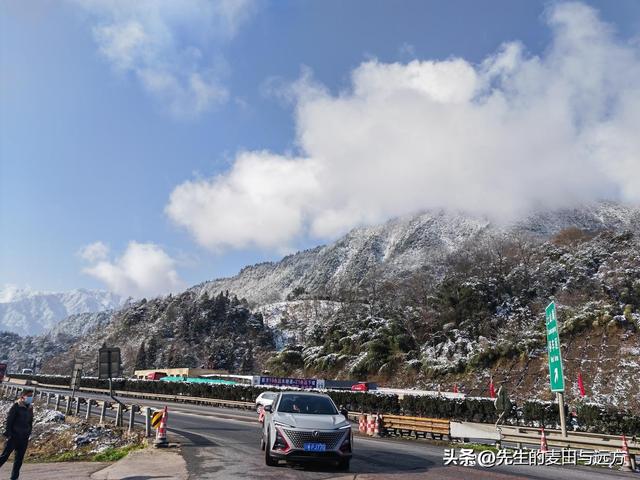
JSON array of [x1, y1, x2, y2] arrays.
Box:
[[255, 391, 278, 413], [261, 392, 352, 470]]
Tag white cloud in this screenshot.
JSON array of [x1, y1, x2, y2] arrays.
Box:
[[0, 285, 32, 303], [78, 241, 110, 262], [74, 0, 255, 117], [167, 2, 640, 250], [81, 241, 184, 299], [166, 151, 321, 251]]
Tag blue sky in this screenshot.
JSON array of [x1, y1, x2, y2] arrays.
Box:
[[1, 1, 640, 298]]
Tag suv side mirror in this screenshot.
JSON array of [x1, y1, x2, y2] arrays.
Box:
[[264, 405, 272, 413], [341, 408, 349, 419]]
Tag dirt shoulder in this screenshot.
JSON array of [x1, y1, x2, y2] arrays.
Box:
[[0, 400, 145, 463]]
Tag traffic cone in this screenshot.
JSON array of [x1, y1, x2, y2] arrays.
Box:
[[366, 414, 374, 436], [453, 384, 459, 393], [358, 414, 366, 433], [154, 406, 168, 447], [489, 377, 496, 399], [540, 426, 548, 453], [258, 406, 265, 424], [620, 434, 633, 471]]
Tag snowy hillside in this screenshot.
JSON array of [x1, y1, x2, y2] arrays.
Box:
[[0, 286, 124, 336], [258, 227, 640, 410], [257, 300, 343, 349], [193, 210, 492, 305], [5, 202, 640, 410], [44, 310, 116, 339], [43, 291, 274, 376], [0, 310, 116, 372], [194, 202, 640, 306], [515, 202, 640, 237]]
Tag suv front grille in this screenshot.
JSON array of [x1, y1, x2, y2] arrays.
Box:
[[282, 429, 346, 449]]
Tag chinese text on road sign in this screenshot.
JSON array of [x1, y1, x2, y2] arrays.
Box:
[[545, 302, 565, 392]]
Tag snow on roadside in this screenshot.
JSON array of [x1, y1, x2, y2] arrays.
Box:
[[0, 400, 144, 461]]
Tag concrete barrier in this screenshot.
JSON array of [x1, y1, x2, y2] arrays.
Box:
[[450, 421, 500, 441]]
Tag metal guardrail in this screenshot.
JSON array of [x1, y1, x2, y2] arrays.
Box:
[[76, 385, 256, 409], [9, 380, 256, 410], [1, 383, 156, 438], [498, 424, 640, 455], [381, 414, 450, 439]]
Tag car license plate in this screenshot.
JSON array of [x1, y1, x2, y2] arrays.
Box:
[[303, 442, 326, 452]]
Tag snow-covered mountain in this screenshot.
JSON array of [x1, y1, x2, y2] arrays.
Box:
[[192, 211, 491, 305], [7, 202, 640, 410], [0, 286, 124, 336], [44, 310, 116, 340], [194, 202, 640, 306]]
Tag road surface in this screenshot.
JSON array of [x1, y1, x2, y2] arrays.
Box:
[[18, 385, 639, 479]]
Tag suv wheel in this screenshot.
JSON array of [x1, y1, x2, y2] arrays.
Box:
[[265, 431, 278, 466]]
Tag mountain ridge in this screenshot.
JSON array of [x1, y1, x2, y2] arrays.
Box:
[[0, 287, 124, 336], [193, 202, 640, 306]]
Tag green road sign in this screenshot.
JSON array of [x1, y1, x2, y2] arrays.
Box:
[[545, 302, 565, 392]]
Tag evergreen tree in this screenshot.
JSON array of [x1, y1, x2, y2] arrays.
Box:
[[146, 336, 158, 367], [214, 291, 227, 318], [135, 341, 147, 370], [240, 345, 254, 373], [231, 295, 240, 307], [167, 345, 179, 367]]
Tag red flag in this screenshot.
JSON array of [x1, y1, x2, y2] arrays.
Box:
[[578, 372, 585, 397], [453, 384, 458, 393], [489, 377, 496, 398]]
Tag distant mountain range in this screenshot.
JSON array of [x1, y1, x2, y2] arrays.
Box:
[[0, 286, 124, 336]]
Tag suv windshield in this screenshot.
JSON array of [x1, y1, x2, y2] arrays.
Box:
[[277, 394, 338, 415]]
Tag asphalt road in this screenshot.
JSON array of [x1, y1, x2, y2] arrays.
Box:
[[17, 385, 639, 480]]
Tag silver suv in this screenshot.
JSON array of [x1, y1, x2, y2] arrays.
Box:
[[261, 392, 352, 470]]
